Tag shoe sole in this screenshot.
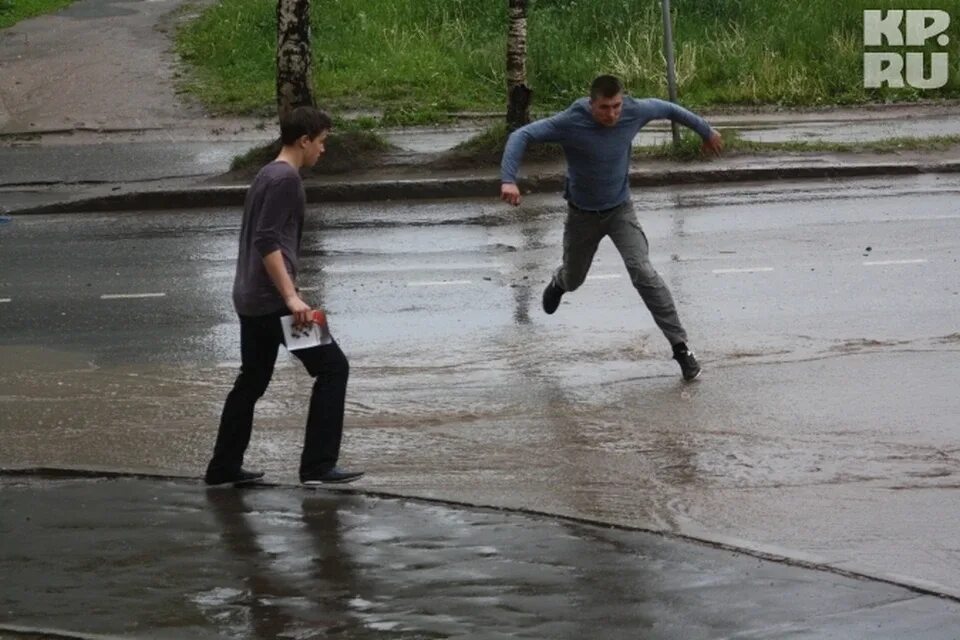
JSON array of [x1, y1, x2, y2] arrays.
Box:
[[301, 475, 364, 486], [683, 368, 702, 382], [204, 477, 264, 487]]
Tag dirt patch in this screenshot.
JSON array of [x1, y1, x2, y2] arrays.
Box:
[[424, 123, 563, 171], [223, 130, 395, 179], [427, 144, 563, 171]]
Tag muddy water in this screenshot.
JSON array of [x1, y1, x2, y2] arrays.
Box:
[[2, 335, 959, 598], [2, 177, 959, 599]]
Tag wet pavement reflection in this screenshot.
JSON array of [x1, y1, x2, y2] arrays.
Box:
[[3, 476, 960, 639]]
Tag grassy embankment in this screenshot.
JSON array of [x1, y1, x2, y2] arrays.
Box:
[[0, 0, 74, 29], [438, 123, 960, 169], [176, 0, 960, 170]]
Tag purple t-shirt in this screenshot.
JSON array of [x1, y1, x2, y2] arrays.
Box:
[[232, 161, 305, 316]]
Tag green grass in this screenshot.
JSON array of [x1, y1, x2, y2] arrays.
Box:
[[0, 0, 74, 29], [176, 0, 960, 123]]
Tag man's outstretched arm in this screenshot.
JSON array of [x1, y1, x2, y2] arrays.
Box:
[[638, 98, 723, 156], [500, 114, 567, 206]]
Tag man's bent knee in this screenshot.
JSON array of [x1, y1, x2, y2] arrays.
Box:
[[334, 353, 350, 379], [233, 372, 271, 399], [306, 347, 349, 380], [628, 262, 665, 290]]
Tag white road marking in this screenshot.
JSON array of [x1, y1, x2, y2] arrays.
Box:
[[407, 280, 473, 287], [712, 267, 775, 274], [586, 274, 623, 280], [863, 259, 928, 266], [326, 264, 502, 275], [100, 293, 167, 300], [0, 298, 11, 303]]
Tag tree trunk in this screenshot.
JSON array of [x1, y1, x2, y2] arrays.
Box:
[[276, 0, 314, 122], [506, 0, 531, 132]]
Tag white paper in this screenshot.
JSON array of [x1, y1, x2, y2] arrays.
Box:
[[280, 315, 332, 351]]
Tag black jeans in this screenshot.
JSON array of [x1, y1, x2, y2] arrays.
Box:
[[206, 310, 350, 479]]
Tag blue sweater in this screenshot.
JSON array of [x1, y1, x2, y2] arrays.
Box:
[[501, 97, 713, 211]]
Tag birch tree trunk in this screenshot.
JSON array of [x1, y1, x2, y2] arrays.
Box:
[[506, 0, 531, 131], [276, 0, 314, 122]]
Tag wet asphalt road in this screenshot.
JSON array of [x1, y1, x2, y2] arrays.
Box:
[[1, 175, 959, 601]]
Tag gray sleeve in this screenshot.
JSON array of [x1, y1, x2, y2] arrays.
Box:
[[500, 113, 570, 184], [253, 176, 299, 258], [635, 98, 714, 140]]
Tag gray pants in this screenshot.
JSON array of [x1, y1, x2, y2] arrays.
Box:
[[553, 201, 688, 346]]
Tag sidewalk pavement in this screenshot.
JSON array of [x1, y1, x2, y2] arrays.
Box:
[[3, 103, 960, 215], [2, 471, 959, 639]]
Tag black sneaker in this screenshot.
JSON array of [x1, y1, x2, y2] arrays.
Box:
[[301, 467, 365, 485], [204, 467, 265, 486], [542, 281, 564, 314], [673, 348, 702, 382]]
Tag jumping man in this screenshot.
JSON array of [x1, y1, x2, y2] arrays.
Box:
[[500, 75, 723, 381]]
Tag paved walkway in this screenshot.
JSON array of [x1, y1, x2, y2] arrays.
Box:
[[2, 473, 960, 639]]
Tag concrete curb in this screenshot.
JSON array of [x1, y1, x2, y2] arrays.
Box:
[[0, 624, 126, 640], [8, 160, 960, 215]]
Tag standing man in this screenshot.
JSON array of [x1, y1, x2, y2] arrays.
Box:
[[500, 75, 722, 381], [205, 106, 364, 486]]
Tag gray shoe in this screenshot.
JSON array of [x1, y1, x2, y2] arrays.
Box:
[[673, 348, 701, 381]]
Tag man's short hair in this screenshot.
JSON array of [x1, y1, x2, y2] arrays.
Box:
[[590, 75, 624, 99], [280, 106, 332, 145]]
